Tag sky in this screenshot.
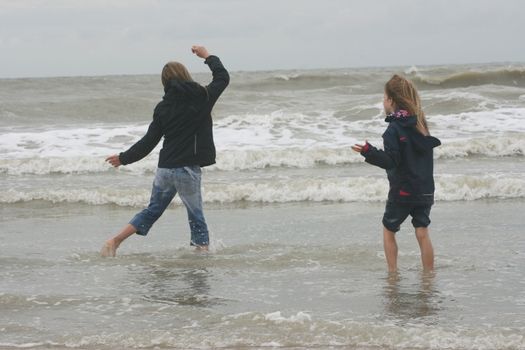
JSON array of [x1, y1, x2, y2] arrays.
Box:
[[0, 0, 524, 78]]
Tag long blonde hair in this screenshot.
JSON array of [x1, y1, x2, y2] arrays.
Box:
[[385, 74, 429, 135], [161, 61, 193, 88]]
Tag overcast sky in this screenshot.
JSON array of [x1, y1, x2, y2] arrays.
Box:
[[0, 0, 523, 78]]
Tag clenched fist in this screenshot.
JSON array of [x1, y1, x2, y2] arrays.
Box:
[[191, 45, 210, 59]]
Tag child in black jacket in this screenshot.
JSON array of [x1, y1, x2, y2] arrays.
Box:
[[101, 46, 229, 257], [352, 75, 441, 273]]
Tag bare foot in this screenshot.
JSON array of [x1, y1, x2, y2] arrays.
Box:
[[194, 245, 209, 253], [100, 240, 117, 257]]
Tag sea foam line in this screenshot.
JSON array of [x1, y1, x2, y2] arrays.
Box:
[[2, 174, 524, 207], [0, 134, 524, 175], [1, 320, 523, 350], [2, 107, 525, 162]]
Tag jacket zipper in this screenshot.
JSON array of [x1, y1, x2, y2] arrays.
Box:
[[194, 134, 197, 155]]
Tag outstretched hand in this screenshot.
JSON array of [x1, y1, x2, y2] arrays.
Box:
[[191, 45, 210, 59], [351, 140, 368, 153], [106, 154, 121, 167]]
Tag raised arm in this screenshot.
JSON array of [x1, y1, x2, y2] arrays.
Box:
[[191, 45, 229, 104]]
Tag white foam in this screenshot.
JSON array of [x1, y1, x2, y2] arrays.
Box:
[[1, 107, 524, 162], [264, 311, 312, 324], [273, 73, 300, 81], [436, 135, 525, 158], [0, 123, 156, 159], [0, 108, 524, 177], [405, 65, 419, 75], [2, 321, 522, 350], [2, 174, 524, 206], [1, 188, 152, 207], [430, 108, 525, 137], [213, 111, 372, 149], [0, 342, 47, 348], [1, 134, 523, 175], [421, 90, 487, 102], [0, 155, 158, 175], [213, 147, 363, 171], [436, 174, 525, 201]]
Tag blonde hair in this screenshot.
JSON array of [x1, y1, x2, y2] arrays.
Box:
[[161, 61, 193, 88], [385, 74, 429, 135]]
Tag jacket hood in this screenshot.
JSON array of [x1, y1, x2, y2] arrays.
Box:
[[163, 79, 206, 100], [412, 133, 441, 154]]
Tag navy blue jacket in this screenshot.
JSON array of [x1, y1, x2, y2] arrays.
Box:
[[361, 111, 441, 205], [119, 55, 229, 168]]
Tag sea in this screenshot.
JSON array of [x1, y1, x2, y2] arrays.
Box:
[[1, 63, 524, 349]]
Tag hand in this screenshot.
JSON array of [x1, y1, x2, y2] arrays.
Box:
[[351, 140, 368, 153], [105, 154, 121, 167], [191, 45, 210, 59]]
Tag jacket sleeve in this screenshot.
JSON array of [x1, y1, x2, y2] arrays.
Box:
[[118, 114, 163, 165], [204, 55, 230, 104], [361, 126, 401, 170]]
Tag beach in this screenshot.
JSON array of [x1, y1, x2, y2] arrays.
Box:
[[1, 63, 525, 349]]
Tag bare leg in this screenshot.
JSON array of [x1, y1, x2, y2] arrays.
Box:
[[383, 226, 398, 273], [415, 227, 434, 271], [100, 224, 137, 257]]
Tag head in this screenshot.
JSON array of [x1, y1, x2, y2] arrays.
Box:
[[384, 74, 429, 135], [161, 61, 193, 88]]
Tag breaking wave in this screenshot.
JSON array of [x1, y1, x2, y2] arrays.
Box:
[[1, 135, 523, 175], [233, 67, 525, 91], [2, 174, 524, 207], [410, 68, 525, 89]]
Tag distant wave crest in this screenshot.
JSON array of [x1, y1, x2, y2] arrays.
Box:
[[235, 72, 367, 90], [235, 68, 525, 90], [409, 68, 525, 88]]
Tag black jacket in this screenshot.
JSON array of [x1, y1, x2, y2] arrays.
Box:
[[119, 55, 229, 168], [361, 111, 441, 205]]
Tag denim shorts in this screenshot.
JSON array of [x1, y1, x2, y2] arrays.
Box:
[[129, 166, 209, 246], [382, 201, 432, 233]]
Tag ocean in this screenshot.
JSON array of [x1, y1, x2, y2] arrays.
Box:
[[1, 63, 524, 349]]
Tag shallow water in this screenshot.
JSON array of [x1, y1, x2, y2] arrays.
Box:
[[1, 200, 524, 349]]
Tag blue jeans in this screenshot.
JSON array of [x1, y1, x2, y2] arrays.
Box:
[[129, 166, 209, 246]]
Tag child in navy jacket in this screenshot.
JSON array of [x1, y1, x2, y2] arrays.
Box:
[[352, 75, 441, 273]]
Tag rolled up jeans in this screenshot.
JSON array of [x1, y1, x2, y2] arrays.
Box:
[[129, 166, 209, 246]]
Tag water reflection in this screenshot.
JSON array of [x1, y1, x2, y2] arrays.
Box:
[[137, 264, 221, 307], [383, 271, 441, 322]]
